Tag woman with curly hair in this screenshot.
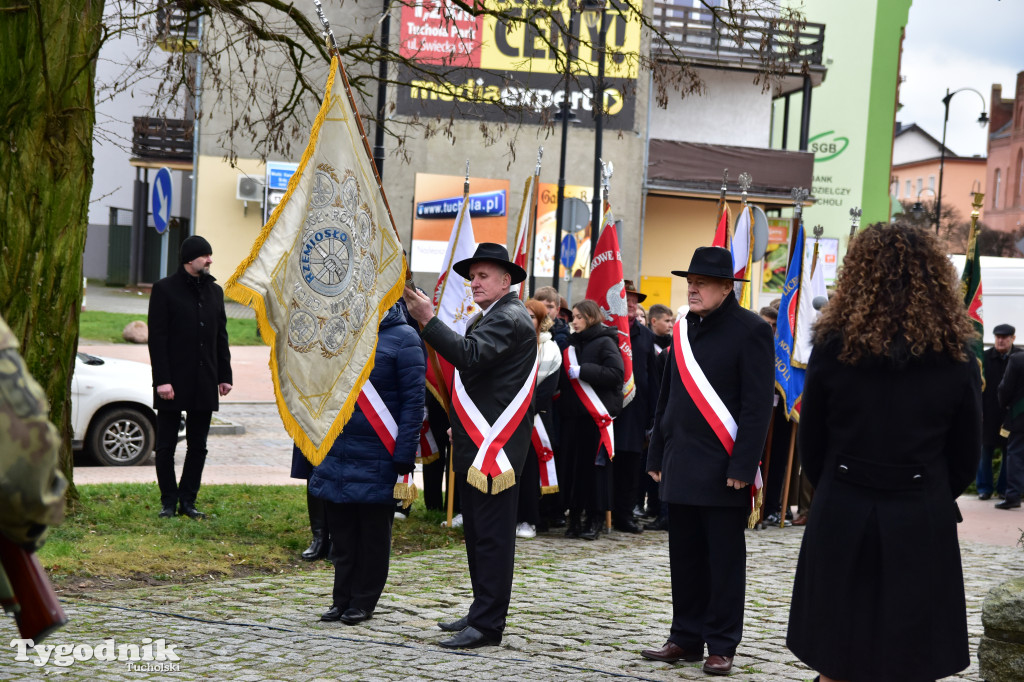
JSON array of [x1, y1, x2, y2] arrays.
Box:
[[786, 223, 981, 682]]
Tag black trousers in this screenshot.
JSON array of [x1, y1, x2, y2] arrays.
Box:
[[155, 409, 212, 507], [612, 449, 643, 524], [517, 447, 540, 526], [459, 473, 518, 641], [667, 503, 749, 656], [324, 502, 395, 612]]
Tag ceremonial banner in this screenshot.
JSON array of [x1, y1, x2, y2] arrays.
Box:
[[585, 212, 635, 406], [510, 173, 537, 300], [712, 203, 730, 248], [793, 242, 828, 366], [429, 191, 478, 403], [774, 222, 805, 420], [961, 215, 984, 384], [226, 56, 405, 465], [731, 205, 754, 308]]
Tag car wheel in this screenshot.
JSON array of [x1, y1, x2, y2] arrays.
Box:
[[87, 407, 155, 466]]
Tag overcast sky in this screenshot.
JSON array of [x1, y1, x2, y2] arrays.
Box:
[[898, 0, 1023, 158]]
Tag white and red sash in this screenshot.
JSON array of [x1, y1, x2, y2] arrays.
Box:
[[564, 346, 615, 461], [530, 414, 558, 494], [672, 319, 763, 507], [418, 413, 440, 465], [451, 354, 539, 494], [356, 380, 417, 506]]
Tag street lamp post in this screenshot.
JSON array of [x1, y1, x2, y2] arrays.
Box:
[[552, 8, 580, 292], [910, 187, 937, 227], [936, 87, 988, 234], [583, 0, 607, 268]]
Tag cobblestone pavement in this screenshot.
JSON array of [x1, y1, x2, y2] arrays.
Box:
[[3, 522, 1021, 680]]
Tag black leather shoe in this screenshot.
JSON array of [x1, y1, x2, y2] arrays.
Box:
[[644, 517, 668, 531], [613, 519, 644, 534], [438, 625, 500, 649], [177, 503, 206, 520], [158, 504, 176, 518], [338, 607, 372, 625], [995, 497, 1021, 510], [301, 532, 329, 561], [438, 615, 469, 632], [703, 654, 734, 675], [641, 641, 703, 663], [320, 606, 344, 622], [978, 492, 992, 501]]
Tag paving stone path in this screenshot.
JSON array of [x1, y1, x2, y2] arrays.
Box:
[[3, 524, 1020, 680]]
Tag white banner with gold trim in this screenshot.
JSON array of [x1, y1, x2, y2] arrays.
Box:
[[226, 56, 405, 465]]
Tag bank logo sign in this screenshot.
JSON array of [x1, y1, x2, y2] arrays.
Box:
[[396, 0, 642, 129]]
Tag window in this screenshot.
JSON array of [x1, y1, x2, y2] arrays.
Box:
[[916, 178, 923, 196], [905, 180, 911, 197], [928, 176, 935, 191], [1016, 150, 1023, 207], [993, 169, 1002, 209]]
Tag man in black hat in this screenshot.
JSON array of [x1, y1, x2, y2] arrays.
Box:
[[996, 324, 1024, 510], [403, 242, 537, 649], [978, 323, 1019, 500], [642, 246, 774, 676], [148, 235, 232, 520]]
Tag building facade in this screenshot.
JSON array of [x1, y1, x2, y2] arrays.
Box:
[[986, 71, 1024, 233]]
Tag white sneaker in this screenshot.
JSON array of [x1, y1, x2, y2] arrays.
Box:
[[394, 511, 408, 521], [515, 522, 536, 539], [440, 513, 464, 528]]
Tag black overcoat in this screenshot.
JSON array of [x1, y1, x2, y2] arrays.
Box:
[[646, 294, 774, 507], [557, 323, 624, 422], [787, 338, 981, 682], [147, 267, 232, 411], [998, 351, 1024, 434], [614, 319, 659, 452], [420, 292, 537, 476], [982, 345, 1019, 445]]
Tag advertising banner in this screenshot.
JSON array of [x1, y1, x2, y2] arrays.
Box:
[[411, 173, 510, 272], [532, 182, 595, 279], [395, 0, 642, 129]]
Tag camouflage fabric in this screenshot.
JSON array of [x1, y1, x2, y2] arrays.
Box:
[[0, 313, 65, 609]]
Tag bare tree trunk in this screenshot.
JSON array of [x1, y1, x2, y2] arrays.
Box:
[[0, 0, 106, 495]]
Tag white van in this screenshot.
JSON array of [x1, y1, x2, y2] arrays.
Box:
[[950, 255, 1024, 346]]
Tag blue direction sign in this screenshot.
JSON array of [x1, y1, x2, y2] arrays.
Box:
[[151, 167, 173, 234], [560, 234, 577, 269]]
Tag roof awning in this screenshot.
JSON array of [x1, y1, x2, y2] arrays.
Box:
[[647, 139, 815, 206]]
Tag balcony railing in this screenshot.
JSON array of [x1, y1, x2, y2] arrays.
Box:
[[650, 2, 825, 71], [132, 117, 194, 161]]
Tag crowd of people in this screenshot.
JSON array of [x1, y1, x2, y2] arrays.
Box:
[[119, 226, 1006, 680]]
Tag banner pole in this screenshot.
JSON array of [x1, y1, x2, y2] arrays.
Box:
[[778, 422, 798, 529]]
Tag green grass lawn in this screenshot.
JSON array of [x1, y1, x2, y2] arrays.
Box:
[[39, 483, 462, 590], [79, 310, 264, 345]]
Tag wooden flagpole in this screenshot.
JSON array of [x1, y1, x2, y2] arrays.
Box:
[[525, 147, 543, 296], [778, 422, 798, 528], [757, 405, 777, 529]]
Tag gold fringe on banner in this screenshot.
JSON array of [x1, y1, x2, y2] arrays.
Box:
[[393, 482, 418, 509], [540, 485, 559, 495], [466, 467, 489, 494], [747, 485, 765, 529], [417, 452, 440, 466]]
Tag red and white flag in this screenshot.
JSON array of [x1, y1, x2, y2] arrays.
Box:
[[731, 206, 754, 309], [428, 195, 478, 405], [510, 174, 537, 300], [355, 380, 417, 507], [585, 209, 635, 406]]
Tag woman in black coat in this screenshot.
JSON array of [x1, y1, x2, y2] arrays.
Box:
[[558, 299, 623, 540], [787, 223, 982, 682]]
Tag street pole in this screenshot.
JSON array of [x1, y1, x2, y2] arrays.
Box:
[[372, 0, 391, 177], [553, 10, 578, 292], [589, 5, 607, 270], [937, 87, 989, 235]]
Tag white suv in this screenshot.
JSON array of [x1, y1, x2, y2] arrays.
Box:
[[72, 352, 183, 466]]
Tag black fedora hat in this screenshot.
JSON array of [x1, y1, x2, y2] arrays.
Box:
[[671, 246, 748, 282], [453, 243, 527, 285]]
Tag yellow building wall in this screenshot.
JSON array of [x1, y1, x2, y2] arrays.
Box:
[[194, 155, 267, 284]]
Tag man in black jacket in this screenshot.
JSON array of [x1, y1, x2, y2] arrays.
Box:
[[148, 235, 232, 520], [642, 247, 774, 676], [404, 243, 537, 649], [979, 324, 1019, 500], [997, 349, 1024, 509]]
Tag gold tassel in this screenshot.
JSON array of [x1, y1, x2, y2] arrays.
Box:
[[540, 485, 559, 495], [747, 485, 765, 529], [489, 469, 516, 494], [466, 467, 489, 494], [393, 482, 418, 509], [418, 453, 440, 466]]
